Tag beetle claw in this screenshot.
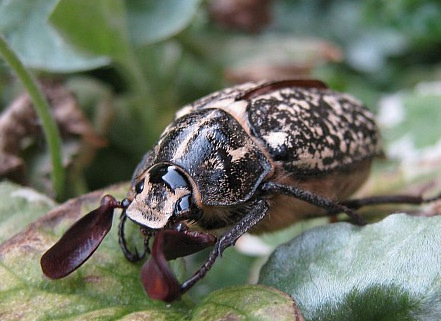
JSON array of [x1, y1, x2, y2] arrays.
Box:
[[127, 247, 147, 262]]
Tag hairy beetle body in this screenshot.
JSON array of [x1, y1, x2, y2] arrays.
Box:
[[46, 80, 437, 303], [128, 81, 382, 233]]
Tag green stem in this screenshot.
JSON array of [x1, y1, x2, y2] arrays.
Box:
[[0, 35, 65, 200]]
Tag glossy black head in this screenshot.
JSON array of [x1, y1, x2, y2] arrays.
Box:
[[125, 164, 194, 229]]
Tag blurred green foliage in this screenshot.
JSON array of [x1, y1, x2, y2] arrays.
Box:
[[0, 0, 440, 196]]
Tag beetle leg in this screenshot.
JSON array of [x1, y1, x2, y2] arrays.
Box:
[[339, 192, 441, 210], [144, 233, 152, 256], [261, 182, 366, 225], [215, 199, 269, 256], [118, 209, 146, 262], [179, 198, 269, 295]]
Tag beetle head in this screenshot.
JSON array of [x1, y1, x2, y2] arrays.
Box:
[[126, 164, 194, 229]]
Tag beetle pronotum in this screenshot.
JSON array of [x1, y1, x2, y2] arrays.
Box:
[[41, 79, 441, 302]]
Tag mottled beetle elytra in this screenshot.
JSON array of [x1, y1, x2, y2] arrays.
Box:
[[41, 79, 441, 302]]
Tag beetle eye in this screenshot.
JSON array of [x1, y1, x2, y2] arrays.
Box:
[[135, 179, 145, 194], [174, 194, 191, 216]]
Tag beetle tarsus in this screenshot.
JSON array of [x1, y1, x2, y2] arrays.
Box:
[[424, 192, 441, 204], [340, 192, 441, 210]]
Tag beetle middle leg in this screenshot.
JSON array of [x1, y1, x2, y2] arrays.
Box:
[[340, 192, 441, 211], [180, 198, 269, 295], [261, 181, 366, 225]]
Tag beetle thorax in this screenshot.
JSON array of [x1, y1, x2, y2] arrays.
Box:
[[126, 164, 194, 229]]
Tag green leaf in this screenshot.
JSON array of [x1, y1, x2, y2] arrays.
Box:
[[0, 184, 191, 320], [0, 183, 299, 320], [0, 181, 56, 243], [0, 0, 201, 72], [48, 0, 202, 63], [379, 86, 441, 149], [186, 245, 257, 301], [0, 0, 109, 72], [127, 0, 202, 46], [189, 284, 301, 321], [49, 0, 131, 62], [259, 214, 441, 321]]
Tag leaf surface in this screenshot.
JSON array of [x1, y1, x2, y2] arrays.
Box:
[[0, 0, 108, 71], [0, 182, 298, 320], [190, 285, 303, 321], [259, 214, 441, 321]]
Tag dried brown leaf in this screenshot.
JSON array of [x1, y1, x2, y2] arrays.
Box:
[[208, 0, 273, 33], [0, 80, 106, 186]]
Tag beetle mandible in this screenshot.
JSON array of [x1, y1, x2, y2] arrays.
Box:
[[41, 79, 440, 302]]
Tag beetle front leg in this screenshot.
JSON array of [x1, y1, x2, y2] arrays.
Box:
[[180, 198, 269, 295], [118, 208, 146, 262]]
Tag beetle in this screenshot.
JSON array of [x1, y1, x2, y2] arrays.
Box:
[[40, 79, 440, 302]]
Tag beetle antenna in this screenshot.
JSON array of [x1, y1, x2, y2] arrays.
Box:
[[41, 195, 122, 279]]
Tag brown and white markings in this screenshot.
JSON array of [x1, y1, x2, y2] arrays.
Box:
[[40, 79, 440, 302]]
